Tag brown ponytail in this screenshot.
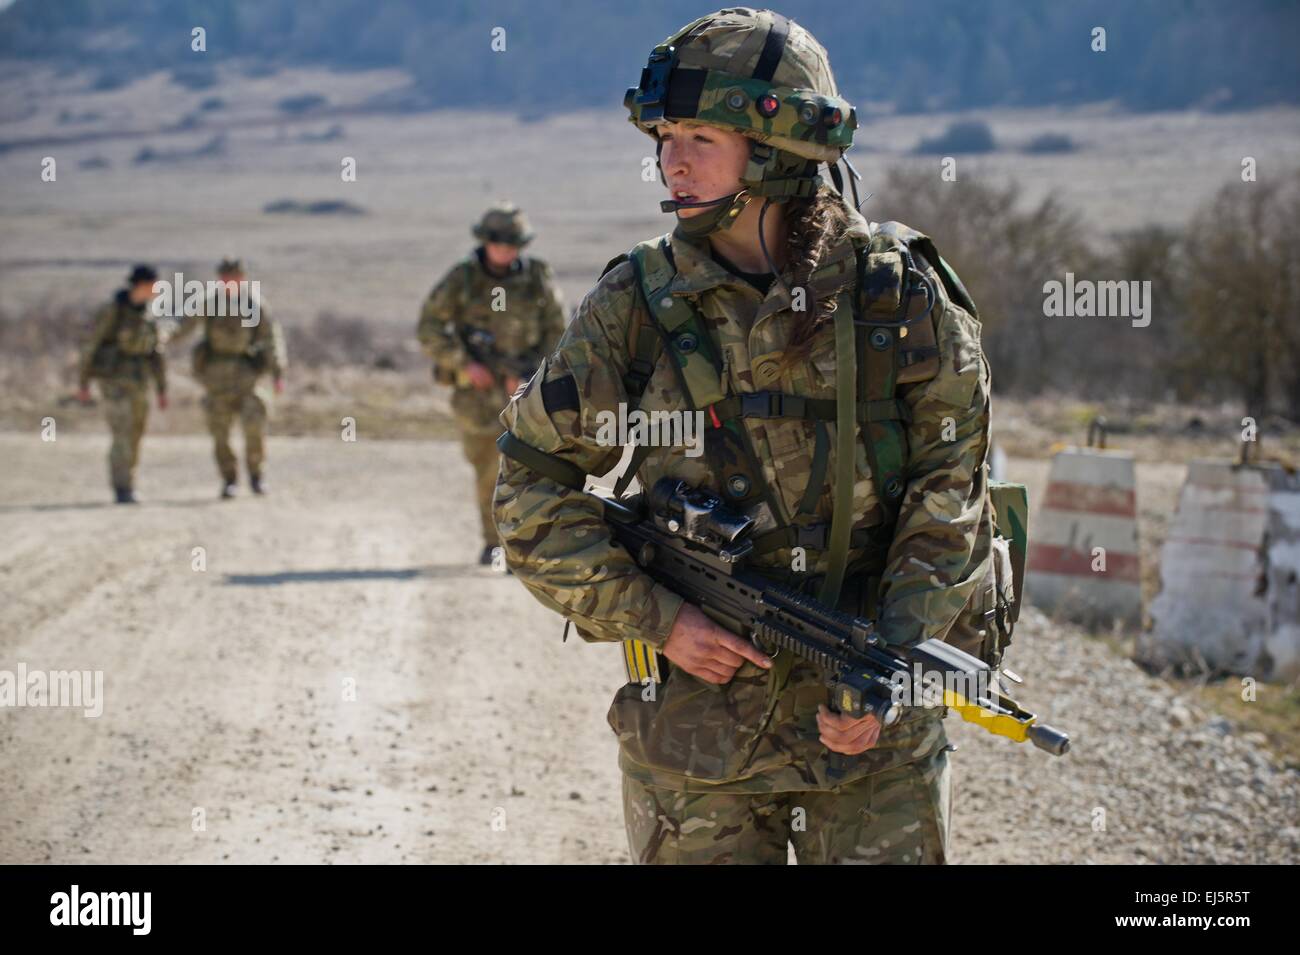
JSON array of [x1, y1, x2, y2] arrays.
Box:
[[778, 186, 851, 370]]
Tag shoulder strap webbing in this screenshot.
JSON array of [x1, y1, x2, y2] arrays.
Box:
[[625, 320, 662, 402], [111, 299, 125, 338], [854, 240, 914, 527], [629, 238, 725, 408], [614, 237, 724, 499], [602, 251, 664, 404], [525, 256, 540, 296], [613, 239, 678, 499], [194, 289, 219, 343], [818, 287, 857, 608], [496, 431, 586, 492], [795, 421, 830, 517]]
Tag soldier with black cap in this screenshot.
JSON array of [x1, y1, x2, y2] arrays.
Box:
[[77, 264, 168, 504]]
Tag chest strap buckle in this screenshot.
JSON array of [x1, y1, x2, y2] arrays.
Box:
[[793, 522, 830, 549], [738, 392, 807, 419]]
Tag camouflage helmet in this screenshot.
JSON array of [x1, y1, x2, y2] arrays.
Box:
[[625, 8, 856, 164], [625, 8, 857, 237], [216, 256, 245, 275], [472, 203, 534, 247]]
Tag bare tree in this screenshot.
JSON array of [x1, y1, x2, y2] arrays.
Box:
[[1181, 172, 1300, 422]]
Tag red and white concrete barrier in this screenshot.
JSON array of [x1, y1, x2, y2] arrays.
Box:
[[1026, 447, 1142, 626], [1143, 460, 1300, 681]]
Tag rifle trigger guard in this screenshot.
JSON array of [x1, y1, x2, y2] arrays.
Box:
[[749, 617, 783, 659]]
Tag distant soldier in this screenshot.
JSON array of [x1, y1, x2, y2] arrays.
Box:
[[175, 258, 286, 499], [418, 203, 568, 564], [77, 264, 168, 504]]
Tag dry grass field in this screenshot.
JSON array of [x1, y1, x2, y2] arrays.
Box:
[[3, 63, 1299, 323]]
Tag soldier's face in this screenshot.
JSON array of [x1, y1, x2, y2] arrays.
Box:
[[128, 280, 157, 305], [219, 271, 244, 291], [659, 121, 751, 218], [484, 242, 520, 269]]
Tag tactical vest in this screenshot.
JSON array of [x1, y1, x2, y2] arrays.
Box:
[[191, 299, 269, 377], [501, 223, 1026, 677], [610, 223, 956, 527], [458, 255, 550, 356], [460, 255, 547, 307], [609, 224, 1024, 670], [89, 293, 157, 380]]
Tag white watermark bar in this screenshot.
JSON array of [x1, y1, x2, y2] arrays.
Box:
[[1042, 272, 1152, 327], [0, 663, 104, 718], [594, 404, 707, 458], [888, 662, 998, 712], [150, 273, 262, 327], [49, 885, 151, 935]]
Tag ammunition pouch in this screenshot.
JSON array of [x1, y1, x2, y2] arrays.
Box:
[[989, 534, 1016, 661], [942, 481, 1026, 667]]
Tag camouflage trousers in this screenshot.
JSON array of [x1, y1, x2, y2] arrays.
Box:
[[459, 425, 503, 543], [101, 378, 149, 491], [450, 384, 509, 545], [621, 746, 952, 864], [204, 386, 267, 482]]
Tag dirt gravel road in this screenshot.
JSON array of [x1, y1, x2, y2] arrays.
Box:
[[2, 433, 1295, 863]]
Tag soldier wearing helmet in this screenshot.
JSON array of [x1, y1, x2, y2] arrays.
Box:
[[172, 257, 287, 499], [418, 203, 568, 565], [495, 8, 995, 863]]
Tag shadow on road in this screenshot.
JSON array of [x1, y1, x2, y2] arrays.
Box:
[[222, 565, 494, 585], [0, 497, 225, 513]]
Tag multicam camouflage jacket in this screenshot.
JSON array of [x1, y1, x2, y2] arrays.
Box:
[[417, 249, 568, 429], [172, 288, 286, 389], [494, 212, 993, 793], [78, 290, 167, 392]]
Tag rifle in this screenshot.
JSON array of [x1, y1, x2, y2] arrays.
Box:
[[459, 326, 539, 381], [597, 477, 1070, 766]]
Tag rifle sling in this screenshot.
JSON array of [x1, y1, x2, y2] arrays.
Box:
[[496, 431, 586, 493]]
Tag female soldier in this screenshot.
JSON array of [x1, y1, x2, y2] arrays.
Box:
[[494, 7, 992, 864]]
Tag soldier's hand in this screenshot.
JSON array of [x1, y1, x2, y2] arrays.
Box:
[[662, 603, 772, 685], [75, 386, 91, 404], [816, 704, 882, 755], [157, 391, 169, 411], [273, 377, 285, 395], [465, 362, 494, 391], [504, 374, 521, 396]]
